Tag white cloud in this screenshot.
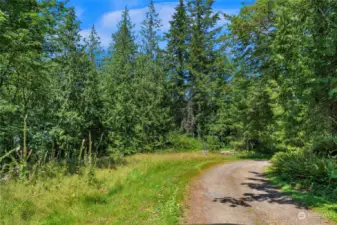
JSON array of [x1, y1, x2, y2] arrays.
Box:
[[101, 2, 177, 33], [84, 2, 177, 48], [100, 7, 146, 33], [81, 2, 240, 49]]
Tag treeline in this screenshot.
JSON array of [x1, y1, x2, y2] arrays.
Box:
[[228, 0, 337, 194], [1, 0, 337, 168], [225, 0, 337, 156], [0, 0, 229, 164]]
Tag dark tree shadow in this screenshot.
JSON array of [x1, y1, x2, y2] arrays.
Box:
[[212, 171, 308, 209], [213, 197, 251, 207]]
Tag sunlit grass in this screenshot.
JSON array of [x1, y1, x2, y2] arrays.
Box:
[[0, 153, 237, 225]]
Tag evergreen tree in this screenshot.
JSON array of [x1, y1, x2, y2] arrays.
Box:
[[85, 24, 104, 68], [0, 0, 49, 156], [132, 54, 172, 151], [49, 6, 102, 154], [184, 0, 222, 137], [103, 7, 138, 153], [166, 0, 189, 129], [1, 0, 336, 170], [140, 0, 162, 60]]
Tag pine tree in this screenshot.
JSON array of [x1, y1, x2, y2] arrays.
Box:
[[85, 24, 104, 68], [50, 6, 100, 153], [132, 54, 172, 151], [103, 7, 138, 153], [184, 0, 222, 137], [140, 0, 162, 60], [107, 7, 137, 75], [166, 0, 189, 129]]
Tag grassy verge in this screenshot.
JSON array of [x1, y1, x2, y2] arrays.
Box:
[[267, 170, 337, 224], [0, 153, 236, 225]]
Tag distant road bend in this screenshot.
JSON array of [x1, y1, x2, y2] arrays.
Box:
[[186, 160, 332, 225]]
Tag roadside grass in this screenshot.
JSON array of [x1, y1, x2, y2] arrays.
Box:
[[267, 171, 337, 224], [0, 153, 237, 225]]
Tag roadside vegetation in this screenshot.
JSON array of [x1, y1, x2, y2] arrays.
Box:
[[268, 151, 337, 223], [0, 153, 236, 225]]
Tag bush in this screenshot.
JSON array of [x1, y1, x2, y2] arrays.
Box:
[[205, 135, 222, 151], [312, 136, 337, 158], [271, 150, 337, 186], [167, 133, 204, 151]]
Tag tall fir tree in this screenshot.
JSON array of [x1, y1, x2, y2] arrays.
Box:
[[184, 0, 222, 137], [166, 0, 189, 129], [140, 0, 162, 60], [85, 24, 104, 68], [103, 7, 138, 153], [50, 6, 100, 153]]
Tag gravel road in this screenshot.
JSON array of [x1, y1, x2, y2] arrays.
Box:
[[185, 160, 333, 225]]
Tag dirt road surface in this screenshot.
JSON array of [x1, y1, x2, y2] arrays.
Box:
[[185, 160, 332, 225]]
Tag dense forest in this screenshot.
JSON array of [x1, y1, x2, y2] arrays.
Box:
[[0, 0, 337, 224], [0, 0, 336, 181]]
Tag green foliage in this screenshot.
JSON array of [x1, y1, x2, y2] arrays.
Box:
[[168, 132, 203, 151], [0, 0, 235, 171], [101, 7, 171, 153], [219, 0, 337, 154], [204, 135, 222, 151], [269, 150, 337, 222], [85, 25, 104, 67], [236, 151, 272, 160], [165, 0, 189, 128], [1, 0, 337, 223], [141, 0, 162, 59], [271, 150, 337, 186], [1, 3, 337, 220], [312, 137, 337, 159], [183, 0, 224, 137]]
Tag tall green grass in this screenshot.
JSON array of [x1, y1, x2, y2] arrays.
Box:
[[0, 153, 236, 225]]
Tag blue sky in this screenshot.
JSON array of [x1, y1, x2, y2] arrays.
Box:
[[69, 0, 254, 48]]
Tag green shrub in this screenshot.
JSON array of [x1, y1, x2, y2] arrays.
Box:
[[271, 150, 337, 186], [167, 133, 203, 151], [269, 150, 337, 223], [205, 135, 222, 150], [312, 136, 337, 159]]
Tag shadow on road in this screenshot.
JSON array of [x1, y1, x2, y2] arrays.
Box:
[[212, 171, 307, 209], [213, 197, 251, 207]]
